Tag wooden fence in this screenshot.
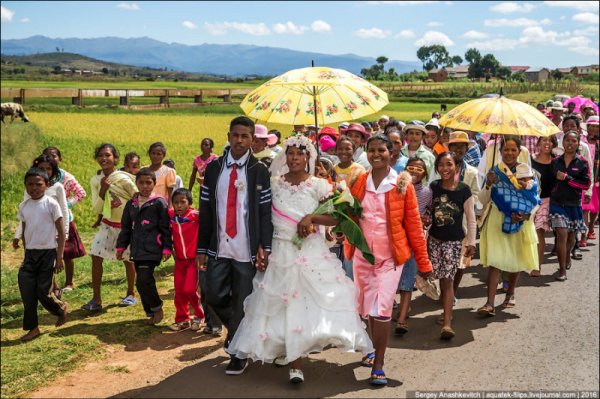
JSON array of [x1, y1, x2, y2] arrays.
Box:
[[0, 88, 254, 108], [0, 80, 585, 109]]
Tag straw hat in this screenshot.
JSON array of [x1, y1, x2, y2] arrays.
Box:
[[448, 131, 475, 147], [403, 120, 427, 135]]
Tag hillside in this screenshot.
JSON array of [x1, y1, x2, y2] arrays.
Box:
[[0, 52, 240, 81], [1, 35, 421, 77]]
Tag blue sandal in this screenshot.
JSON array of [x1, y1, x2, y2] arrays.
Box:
[[119, 295, 138, 307], [81, 299, 103, 311], [369, 369, 388, 386], [361, 352, 375, 367]]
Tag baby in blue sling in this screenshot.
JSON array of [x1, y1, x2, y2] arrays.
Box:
[[491, 163, 541, 234]]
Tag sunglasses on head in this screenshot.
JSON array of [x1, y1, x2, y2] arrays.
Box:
[[406, 165, 425, 173]]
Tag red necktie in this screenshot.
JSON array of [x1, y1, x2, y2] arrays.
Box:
[[226, 164, 238, 238]]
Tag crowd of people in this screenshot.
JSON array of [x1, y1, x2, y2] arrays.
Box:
[[12, 98, 597, 387]]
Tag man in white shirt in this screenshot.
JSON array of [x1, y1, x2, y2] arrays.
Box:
[[197, 116, 273, 376]]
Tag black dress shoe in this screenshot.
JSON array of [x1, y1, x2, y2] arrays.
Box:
[[225, 357, 248, 375]]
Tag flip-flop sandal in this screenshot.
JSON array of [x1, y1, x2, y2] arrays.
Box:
[[530, 270, 541, 277], [440, 326, 455, 340], [361, 352, 375, 367], [369, 369, 388, 386], [395, 322, 409, 335], [119, 296, 138, 307], [555, 274, 567, 281], [81, 299, 103, 311], [501, 296, 516, 309], [476, 305, 495, 317], [566, 262, 572, 270]]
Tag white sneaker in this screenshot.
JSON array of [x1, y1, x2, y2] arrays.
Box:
[[273, 356, 288, 367], [190, 318, 202, 331], [168, 321, 190, 331], [289, 369, 304, 383]]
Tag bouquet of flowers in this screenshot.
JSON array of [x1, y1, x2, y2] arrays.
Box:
[[291, 181, 375, 264]]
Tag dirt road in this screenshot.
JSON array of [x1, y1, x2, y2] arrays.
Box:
[[32, 236, 599, 398]]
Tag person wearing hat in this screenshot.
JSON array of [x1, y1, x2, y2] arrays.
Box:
[[338, 122, 350, 136], [447, 132, 481, 301], [319, 135, 340, 166], [581, 103, 596, 121], [318, 126, 339, 142], [581, 115, 599, 248], [268, 129, 283, 154], [400, 120, 436, 182], [377, 115, 390, 134], [252, 124, 277, 167], [424, 118, 447, 156], [343, 123, 371, 170], [549, 101, 567, 129]]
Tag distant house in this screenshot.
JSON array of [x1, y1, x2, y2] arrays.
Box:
[[573, 65, 599, 76], [557, 67, 576, 75], [508, 66, 529, 75], [428, 68, 448, 82], [446, 65, 469, 79], [524, 67, 550, 82]]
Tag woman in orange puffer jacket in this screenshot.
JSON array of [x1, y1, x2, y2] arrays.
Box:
[[344, 134, 432, 386]]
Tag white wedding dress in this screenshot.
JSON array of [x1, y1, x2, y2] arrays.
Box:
[[226, 175, 373, 363]]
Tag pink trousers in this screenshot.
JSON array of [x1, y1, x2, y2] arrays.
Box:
[[174, 258, 204, 323]]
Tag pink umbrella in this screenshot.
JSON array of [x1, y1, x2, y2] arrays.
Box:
[[564, 96, 599, 114]]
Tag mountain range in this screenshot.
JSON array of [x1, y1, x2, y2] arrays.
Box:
[[1, 35, 421, 77]]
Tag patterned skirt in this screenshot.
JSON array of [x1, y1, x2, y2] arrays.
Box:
[[428, 236, 462, 280], [550, 203, 587, 233], [89, 220, 130, 261], [64, 221, 86, 260]]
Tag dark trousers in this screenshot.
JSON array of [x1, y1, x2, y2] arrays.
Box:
[[205, 257, 255, 348], [18, 249, 66, 331], [134, 261, 163, 317], [198, 268, 222, 329]]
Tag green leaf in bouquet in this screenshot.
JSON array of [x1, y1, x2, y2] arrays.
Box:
[[332, 213, 375, 265]]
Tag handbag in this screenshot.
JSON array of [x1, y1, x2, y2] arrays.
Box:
[[415, 274, 440, 301]]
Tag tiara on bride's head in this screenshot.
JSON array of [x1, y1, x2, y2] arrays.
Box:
[[284, 134, 313, 152]]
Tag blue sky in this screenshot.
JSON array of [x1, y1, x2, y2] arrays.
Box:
[[1, 1, 599, 68]]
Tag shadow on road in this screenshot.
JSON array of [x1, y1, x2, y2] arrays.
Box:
[[111, 354, 401, 398]]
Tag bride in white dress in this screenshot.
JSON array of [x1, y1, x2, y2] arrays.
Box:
[[226, 135, 373, 383]]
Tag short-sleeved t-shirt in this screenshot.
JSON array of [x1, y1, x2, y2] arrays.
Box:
[[428, 180, 472, 242], [149, 165, 176, 201], [18, 195, 63, 249], [531, 158, 553, 198]]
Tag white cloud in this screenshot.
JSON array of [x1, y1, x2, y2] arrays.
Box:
[[273, 21, 308, 35], [311, 20, 331, 32], [543, 1, 599, 12], [395, 29, 415, 38], [1, 5, 14, 22], [484, 17, 550, 27], [427, 21, 443, 27], [570, 46, 600, 56], [182, 21, 197, 30], [204, 22, 270, 36], [555, 36, 591, 47], [415, 31, 454, 46], [116, 3, 140, 10], [573, 25, 599, 36], [520, 26, 562, 45], [466, 38, 521, 51], [490, 2, 535, 13], [20, 17, 29, 23], [573, 12, 600, 24], [461, 30, 489, 39], [354, 27, 391, 39]]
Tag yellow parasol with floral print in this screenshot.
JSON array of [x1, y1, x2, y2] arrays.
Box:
[[438, 94, 561, 167], [438, 95, 560, 137], [240, 66, 389, 126]]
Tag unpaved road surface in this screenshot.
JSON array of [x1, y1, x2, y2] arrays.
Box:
[[32, 232, 599, 398]]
